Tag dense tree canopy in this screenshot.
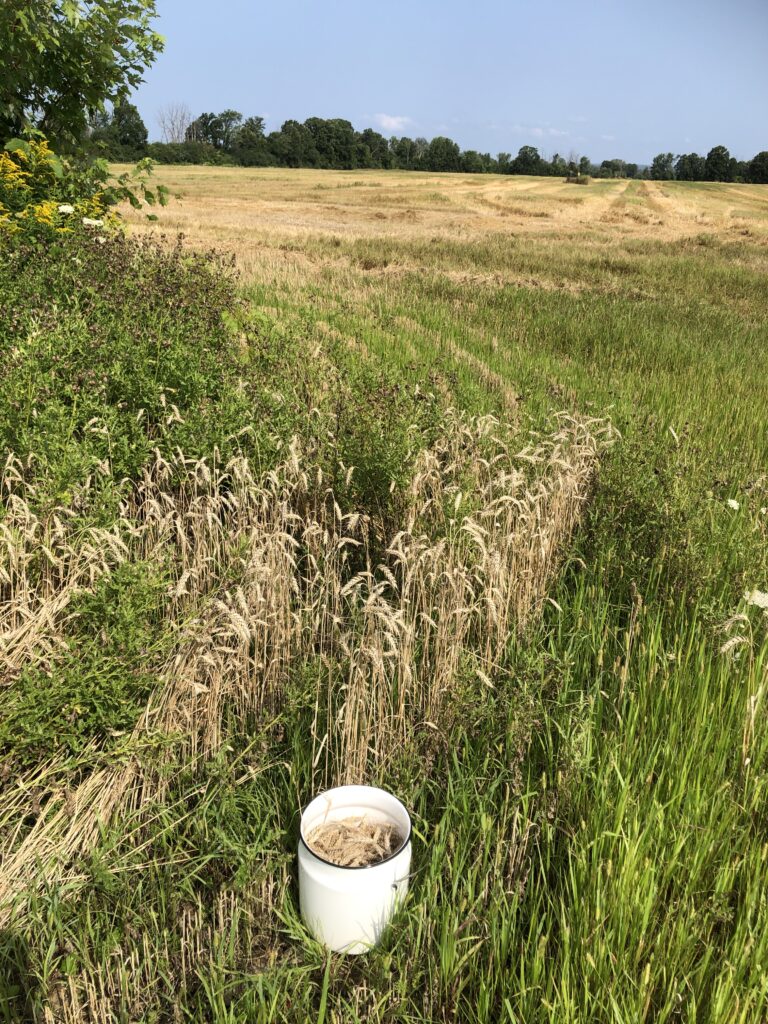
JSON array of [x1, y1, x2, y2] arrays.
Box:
[[233, 116, 269, 166], [90, 100, 148, 159], [512, 145, 542, 175], [598, 158, 626, 178], [425, 136, 461, 172], [303, 117, 355, 169], [0, 1, 162, 145], [357, 128, 392, 169], [186, 111, 244, 150], [138, 107, 767, 185], [675, 152, 707, 181], [705, 145, 732, 182], [650, 152, 675, 180], [748, 151, 768, 184]]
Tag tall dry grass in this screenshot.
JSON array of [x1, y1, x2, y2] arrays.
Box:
[[0, 454, 130, 676], [315, 413, 612, 782], [0, 412, 613, 926]]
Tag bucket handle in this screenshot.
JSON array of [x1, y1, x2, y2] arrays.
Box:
[[392, 864, 424, 889]]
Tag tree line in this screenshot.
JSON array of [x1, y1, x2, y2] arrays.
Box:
[[650, 147, 768, 183], [91, 102, 768, 183]]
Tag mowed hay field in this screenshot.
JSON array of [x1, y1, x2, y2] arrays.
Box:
[[119, 165, 768, 247], [121, 166, 768, 481], [1, 167, 767, 1023]]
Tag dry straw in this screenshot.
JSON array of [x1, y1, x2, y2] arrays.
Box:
[[306, 817, 403, 867]]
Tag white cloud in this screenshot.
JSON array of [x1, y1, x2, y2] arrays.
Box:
[[600, 134, 616, 141], [373, 113, 413, 133], [512, 124, 569, 139]]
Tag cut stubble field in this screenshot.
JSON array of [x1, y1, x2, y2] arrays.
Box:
[[1, 166, 767, 1022], [121, 166, 768, 465], [119, 165, 768, 248]]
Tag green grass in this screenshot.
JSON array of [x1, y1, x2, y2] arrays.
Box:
[[1, 188, 767, 1022]]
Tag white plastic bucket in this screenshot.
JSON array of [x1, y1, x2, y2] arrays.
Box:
[[298, 785, 412, 954]]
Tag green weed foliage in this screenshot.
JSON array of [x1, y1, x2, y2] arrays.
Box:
[[0, 230, 436, 520], [1, 185, 767, 1022], [0, 232, 249, 502], [1, 562, 169, 771]]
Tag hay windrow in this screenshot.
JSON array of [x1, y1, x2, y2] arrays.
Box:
[[306, 817, 404, 867]]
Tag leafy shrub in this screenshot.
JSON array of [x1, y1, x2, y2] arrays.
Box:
[[0, 219, 449, 527], [146, 141, 236, 165], [0, 229, 257, 505], [0, 135, 167, 238], [0, 136, 109, 234]]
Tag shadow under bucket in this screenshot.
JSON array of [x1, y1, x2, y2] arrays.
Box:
[[298, 785, 412, 954]]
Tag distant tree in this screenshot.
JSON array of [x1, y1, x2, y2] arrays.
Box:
[[113, 100, 148, 151], [187, 112, 223, 148], [548, 152, 568, 176], [269, 119, 318, 167], [579, 155, 594, 176], [705, 145, 732, 182], [357, 127, 391, 169], [304, 117, 356, 168], [412, 137, 430, 169], [158, 102, 192, 144], [461, 149, 485, 173], [217, 110, 243, 152], [185, 109, 241, 151], [90, 99, 148, 158], [233, 116, 270, 166], [425, 136, 461, 172], [147, 140, 234, 165], [748, 151, 768, 184], [625, 163, 639, 179], [675, 152, 706, 181], [512, 145, 541, 174], [598, 158, 626, 178], [566, 150, 580, 173], [389, 136, 414, 169], [650, 152, 675, 180], [237, 115, 265, 143], [729, 157, 749, 182], [497, 152, 512, 173]]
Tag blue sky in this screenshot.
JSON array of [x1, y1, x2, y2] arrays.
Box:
[[133, 0, 768, 163]]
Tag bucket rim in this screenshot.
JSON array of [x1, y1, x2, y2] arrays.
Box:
[[299, 785, 412, 872]]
